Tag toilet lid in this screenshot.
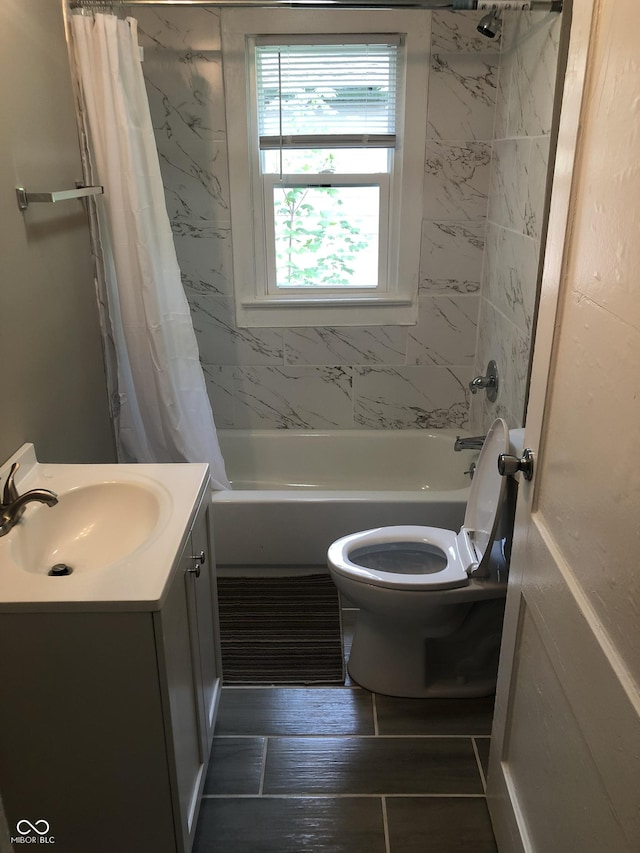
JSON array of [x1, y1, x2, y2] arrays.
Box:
[[462, 418, 509, 569]]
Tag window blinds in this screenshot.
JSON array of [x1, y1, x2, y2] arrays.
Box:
[[255, 38, 399, 149]]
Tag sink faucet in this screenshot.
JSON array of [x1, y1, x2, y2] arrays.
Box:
[[454, 435, 487, 452], [0, 462, 58, 537]]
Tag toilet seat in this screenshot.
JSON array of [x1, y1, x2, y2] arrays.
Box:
[[328, 524, 473, 590], [327, 419, 509, 592]]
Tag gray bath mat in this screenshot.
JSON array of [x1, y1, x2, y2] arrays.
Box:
[[217, 574, 345, 685]]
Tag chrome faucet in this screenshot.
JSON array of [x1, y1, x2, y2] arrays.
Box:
[[454, 435, 487, 452], [469, 375, 494, 393], [0, 462, 58, 537], [469, 360, 499, 402]]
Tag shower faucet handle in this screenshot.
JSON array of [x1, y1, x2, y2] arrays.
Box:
[[469, 360, 499, 402]]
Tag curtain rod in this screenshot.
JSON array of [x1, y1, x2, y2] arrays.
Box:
[[70, 1, 563, 12]]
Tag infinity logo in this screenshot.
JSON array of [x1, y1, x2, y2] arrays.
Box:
[[16, 819, 50, 836]]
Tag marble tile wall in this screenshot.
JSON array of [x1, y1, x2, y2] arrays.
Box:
[[130, 7, 533, 430], [472, 11, 562, 431]]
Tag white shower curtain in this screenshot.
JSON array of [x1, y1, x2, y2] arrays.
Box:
[[71, 12, 230, 490]]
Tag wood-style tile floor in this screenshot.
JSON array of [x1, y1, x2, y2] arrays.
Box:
[[193, 609, 498, 853]]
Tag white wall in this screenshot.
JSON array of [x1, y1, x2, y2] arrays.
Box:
[[0, 0, 114, 464]]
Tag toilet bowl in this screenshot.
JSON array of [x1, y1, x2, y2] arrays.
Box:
[[327, 418, 517, 698]]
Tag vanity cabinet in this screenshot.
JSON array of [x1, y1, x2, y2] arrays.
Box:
[[0, 486, 222, 853], [155, 493, 222, 851]]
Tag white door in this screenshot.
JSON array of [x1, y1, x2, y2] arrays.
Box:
[[487, 1, 640, 850]]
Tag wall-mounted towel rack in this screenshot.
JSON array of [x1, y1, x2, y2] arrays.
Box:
[[16, 185, 103, 212]]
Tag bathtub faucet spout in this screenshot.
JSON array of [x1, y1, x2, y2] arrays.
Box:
[[454, 435, 486, 452]]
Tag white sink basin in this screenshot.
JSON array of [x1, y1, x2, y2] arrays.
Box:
[[0, 444, 210, 611], [9, 482, 162, 575]]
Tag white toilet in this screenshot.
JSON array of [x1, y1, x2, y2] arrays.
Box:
[[327, 418, 519, 698]]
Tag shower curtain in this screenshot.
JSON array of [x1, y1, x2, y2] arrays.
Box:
[[70, 12, 230, 490]]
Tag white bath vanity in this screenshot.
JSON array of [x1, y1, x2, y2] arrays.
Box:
[[0, 446, 222, 853]]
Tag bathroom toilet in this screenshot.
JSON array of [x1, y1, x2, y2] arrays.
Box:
[[327, 418, 519, 698]]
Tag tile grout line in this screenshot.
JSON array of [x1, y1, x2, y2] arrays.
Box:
[[200, 793, 489, 800], [372, 693, 379, 736], [472, 736, 487, 793], [214, 733, 492, 739], [381, 796, 391, 853], [258, 736, 269, 796]]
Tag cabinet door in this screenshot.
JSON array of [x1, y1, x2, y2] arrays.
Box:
[[157, 548, 206, 853], [187, 500, 223, 751]]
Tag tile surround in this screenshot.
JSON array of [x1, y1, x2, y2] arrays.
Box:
[[419, 221, 485, 294], [353, 366, 471, 430], [423, 141, 492, 222], [473, 298, 531, 429], [159, 139, 230, 224], [233, 365, 354, 430], [484, 224, 538, 335], [191, 295, 283, 366], [431, 11, 501, 55], [134, 8, 499, 430], [133, 8, 221, 51], [134, 7, 561, 432], [525, 135, 552, 241], [474, 10, 562, 431], [407, 296, 479, 366], [173, 223, 234, 296], [427, 53, 499, 142], [283, 327, 407, 367], [142, 49, 226, 141], [507, 12, 562, 138]]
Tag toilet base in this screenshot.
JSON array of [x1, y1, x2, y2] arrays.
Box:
[[347, 598, 505, 698]]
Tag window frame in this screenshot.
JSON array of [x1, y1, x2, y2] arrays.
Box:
[[221, 9, 430, 328]]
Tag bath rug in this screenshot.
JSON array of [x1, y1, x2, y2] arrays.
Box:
[[216, 574, 345, 685]]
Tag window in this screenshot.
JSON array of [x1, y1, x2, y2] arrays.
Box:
[[222, 10, 430, 327]]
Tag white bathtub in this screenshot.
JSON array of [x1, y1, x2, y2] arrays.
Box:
[[211, 430, 476, 566]]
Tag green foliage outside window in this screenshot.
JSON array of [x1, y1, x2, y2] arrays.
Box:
[[272, 151, 373, 288]]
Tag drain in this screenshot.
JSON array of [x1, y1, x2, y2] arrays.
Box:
[[48, 564, 73, 577]]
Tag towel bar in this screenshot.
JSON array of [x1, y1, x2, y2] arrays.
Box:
[[16, 185, 103, 212]]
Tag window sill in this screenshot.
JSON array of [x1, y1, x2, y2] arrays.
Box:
[[236, 296, 418, 328]]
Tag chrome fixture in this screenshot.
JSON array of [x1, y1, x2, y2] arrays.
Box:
[[16, 185, 103, 213], [0, 463, 58, 537], [454, 435, 486, 451], [469, 359, 499, 402], [498, 448, 535, 481], [477, 8, 501, 38]]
